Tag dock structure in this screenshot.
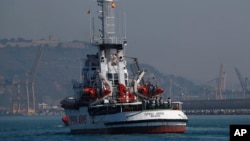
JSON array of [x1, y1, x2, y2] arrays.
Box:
[[182, 99, 250, 115]]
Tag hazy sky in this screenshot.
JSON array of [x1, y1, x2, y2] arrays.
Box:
[[1, 0, 250, 86]]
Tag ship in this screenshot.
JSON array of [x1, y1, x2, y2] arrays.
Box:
[[60, 0, 188, 134]]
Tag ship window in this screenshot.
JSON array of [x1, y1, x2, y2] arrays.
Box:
[[91, 67, 96, 70], [107, 73, 112, 80], [83, 68, 88, 71], [114, 73, 118, 79], [91, 74, 96, 79], [124, 73, 127, 78], [83, 72, 87, 78], [86, 61, 91, 66], [125, 80, 128, 85], [114, 80, 119, 86]]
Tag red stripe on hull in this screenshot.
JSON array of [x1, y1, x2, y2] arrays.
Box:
[[71, 125, 186, 134]]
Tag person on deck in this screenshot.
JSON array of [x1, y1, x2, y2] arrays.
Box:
[[167, 97, 171, 108]]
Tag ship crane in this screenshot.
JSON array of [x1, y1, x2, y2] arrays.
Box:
[[234, 67, 249, 98], [125, 56, 145, 85], [26, 45, 44, 114]]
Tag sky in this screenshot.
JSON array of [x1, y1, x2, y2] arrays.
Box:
[[1, 0, 250, 86]]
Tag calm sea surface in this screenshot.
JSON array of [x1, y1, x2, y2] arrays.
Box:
[[0, 115, 250, 141]]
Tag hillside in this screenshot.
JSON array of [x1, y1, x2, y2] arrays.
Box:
[[0, 46, 201, 107]]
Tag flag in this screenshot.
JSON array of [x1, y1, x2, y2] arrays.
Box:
[[111, 1, 116, 8]]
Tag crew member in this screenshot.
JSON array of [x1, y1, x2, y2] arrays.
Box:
[[167, 97, 171, 108]]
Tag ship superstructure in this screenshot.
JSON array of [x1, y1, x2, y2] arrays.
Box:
[[61, 0, 188, 134]]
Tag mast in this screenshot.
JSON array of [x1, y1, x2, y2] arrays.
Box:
[[98, 0, 116, 44], [96, 0, 127, 83], [88, 0, 128, 104]]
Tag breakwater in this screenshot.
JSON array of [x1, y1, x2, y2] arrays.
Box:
[[182, 99, 250, 115], [184, 109, 250, 115]]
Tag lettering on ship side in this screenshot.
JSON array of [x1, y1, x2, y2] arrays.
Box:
[[79, 115, 87, 124], [69, 116, 77, 125], [144, 112, 164, 118], [69, 115, 87, 125]]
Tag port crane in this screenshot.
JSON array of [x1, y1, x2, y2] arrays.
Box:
[[0, 78, 22, 113], [217, 64, 226, 100], [234, 67, 249, 98], [203, 64, 226, 100], [11, 76, 22, 114], [25, 45, 44, 114]]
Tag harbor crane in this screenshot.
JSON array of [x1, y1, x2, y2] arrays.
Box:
[[11, 76, 22, 114], [0, 78, 22, 113], [203, 64, 226, 100], [25, 45, 44, 114], [217, 64, 226, 100], [234, 67, 249, 98]]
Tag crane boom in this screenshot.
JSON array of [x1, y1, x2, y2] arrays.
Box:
[[28, 45, 44, 82], [125, 56, 145, 85], [26, 45, 44, 114], [234, 67, 248, 96]]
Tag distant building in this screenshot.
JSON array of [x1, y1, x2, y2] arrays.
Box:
[[0, 37, 86, 48], [61, 42, 85, 48], [38, 103, 50, 110], [32, 36, 59, 47], [6, 41, 34, 47]]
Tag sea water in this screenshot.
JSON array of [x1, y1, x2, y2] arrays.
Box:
[[0, 115, 250, 141]]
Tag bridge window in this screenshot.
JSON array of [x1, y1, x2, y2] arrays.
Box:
[[114, 73, 118, 79], [107, 73, 112, 80]]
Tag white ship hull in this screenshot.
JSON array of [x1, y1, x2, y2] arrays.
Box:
[[64, 107, 188, 134]]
